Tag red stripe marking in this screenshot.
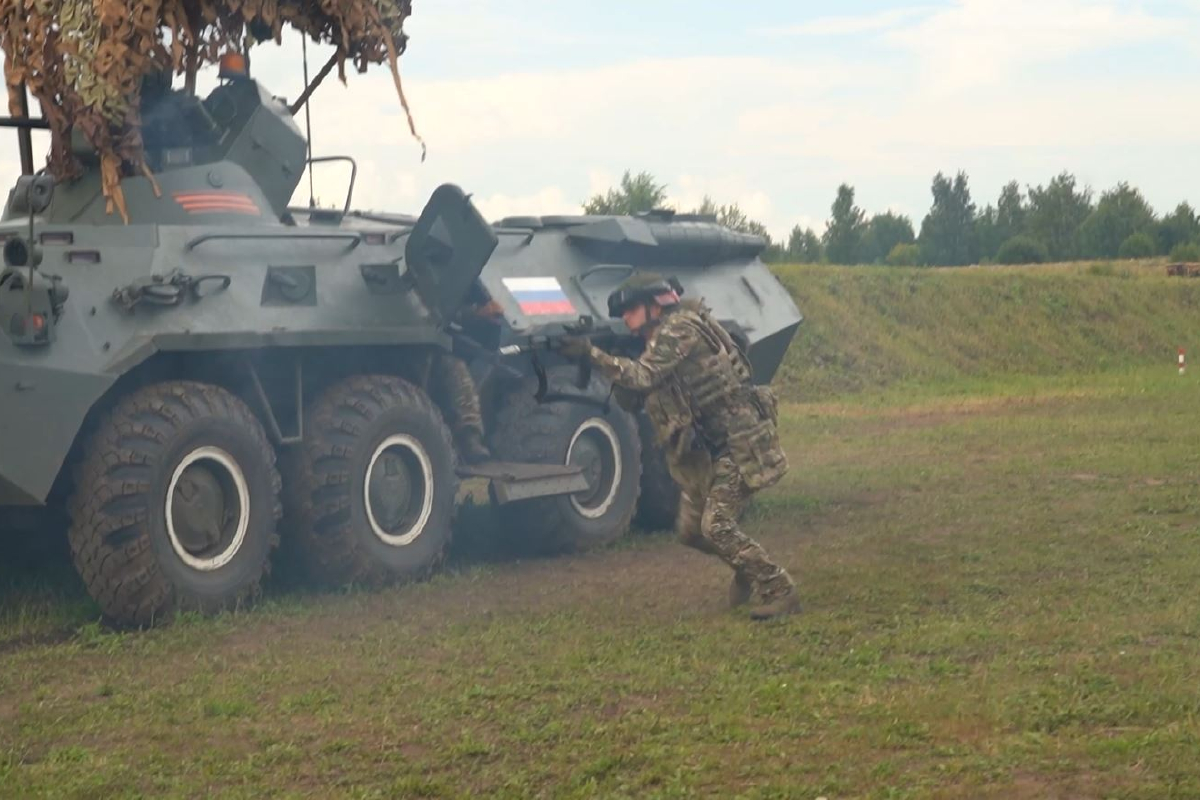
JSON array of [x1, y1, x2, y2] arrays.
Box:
[[174, 191, 261, 215], [178, 203, 260, 212], [183, 208, 261, 214], [519, 300, 577, 316], [176, 198, 258, 206], [173, 192, 256, 201], [176, 200, 259, 209], [176, 197, 259, 205], [182, 206, 262, 216]]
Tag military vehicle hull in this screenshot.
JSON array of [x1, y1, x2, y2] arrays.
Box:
[[480, 212, 801, 383], [0, 75, 801, 627], [474, 212, 802, 533]]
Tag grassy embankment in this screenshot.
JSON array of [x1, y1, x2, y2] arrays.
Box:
[[772, 258, 1200, 401], [3, 258, 1200, 797]]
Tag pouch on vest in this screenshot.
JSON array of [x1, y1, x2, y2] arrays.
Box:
[[727, 415, 788, 491], [750, 384, 780, 427]]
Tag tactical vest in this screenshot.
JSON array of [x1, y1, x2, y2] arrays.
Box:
[[645, 304, 787, 491]]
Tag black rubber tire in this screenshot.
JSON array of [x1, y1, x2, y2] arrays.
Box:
[[489, 366, 642, 555], [282, 375, 457, 587], [634, 414, 681, 531], [66, 382, 282, 628]]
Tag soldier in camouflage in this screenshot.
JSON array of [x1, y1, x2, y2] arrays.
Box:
[[429, 353, 490, 464], [429, 291, 505, 465], [556, 273, 801, 620]]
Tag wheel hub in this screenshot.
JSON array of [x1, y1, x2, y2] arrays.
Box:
[[569, 436, 607, 507], [368, 449, 415, 533], [566, 419, 622, 520], [171, 464, 227, 553], [364, 435, 434, 547], [165, 446, 251, 572]]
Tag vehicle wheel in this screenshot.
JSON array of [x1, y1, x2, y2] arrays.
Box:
[[634, 414, 681, 531], [283, 375, 457, 587], [67, 382, 282, 628], [489, 366, 641, 554]]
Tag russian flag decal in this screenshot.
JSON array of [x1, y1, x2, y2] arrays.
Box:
[[502, 277, 578, 316]]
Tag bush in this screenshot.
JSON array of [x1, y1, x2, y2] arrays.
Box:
[[1169, 241, 1200, 262], [886, 243, 922, 267], [995, 235, 1049, 265], [1117, 232, 1156, 260]]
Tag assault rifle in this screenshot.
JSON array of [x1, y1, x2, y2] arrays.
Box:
[[447, 323, 523, 380], [498, 315, 644, 412]]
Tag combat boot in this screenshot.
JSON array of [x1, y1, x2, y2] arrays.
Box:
[[749, 586, 801, 620], [460, 430, 492, 465], [729, 571, 753, 608]]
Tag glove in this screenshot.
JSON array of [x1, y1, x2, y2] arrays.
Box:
[[556, 335, 592, 361]]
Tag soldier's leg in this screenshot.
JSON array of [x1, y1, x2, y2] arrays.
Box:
[[444, 356, 484, 436], [670, 453, 719, 555], [675, 480, 753, 607], [675, 487, 718, 555], [700, 455, 797, 606], [433, 354, 490, 463]]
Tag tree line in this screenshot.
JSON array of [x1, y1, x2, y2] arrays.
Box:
[[584, 170, 1200, 266]]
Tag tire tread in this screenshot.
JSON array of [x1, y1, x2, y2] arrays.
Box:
[[282, 375, 458, 586], [489, 368, 641, 554], [67, 381, 282, 627]]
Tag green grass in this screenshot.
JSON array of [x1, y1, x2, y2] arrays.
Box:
[[772, 258, 1200, 400], [4, 366, 1200, 798]]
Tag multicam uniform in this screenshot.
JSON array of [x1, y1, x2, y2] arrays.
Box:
[[428, 353, 485, 448], [427, 296, 503, 463], [585, 299, 796, 602]]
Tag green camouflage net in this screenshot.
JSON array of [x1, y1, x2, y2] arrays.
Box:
[[0, 0, 419, 222]]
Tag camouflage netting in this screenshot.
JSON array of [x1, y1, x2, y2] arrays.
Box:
[[0, 0, 421, 222]]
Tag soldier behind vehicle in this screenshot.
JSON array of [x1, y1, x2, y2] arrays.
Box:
[[429, 283, 504, 465], [555, 273, 801, 620]]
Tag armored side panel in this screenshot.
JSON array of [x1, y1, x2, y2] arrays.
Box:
[[481, 213, 802, 383], [0, 212, 455, 505], [0, 66, 797, 517], [0, 74, 495, 506]]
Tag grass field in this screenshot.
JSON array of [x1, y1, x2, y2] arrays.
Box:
[[4, 362, 1200, 798]]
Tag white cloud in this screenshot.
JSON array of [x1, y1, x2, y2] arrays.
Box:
[[1, 1, 1196, 244], [762, 7, 936, 37], [885, 0, 1178, 93], [670, 172, 779, 229], [0, 128, 50, 205], [250, 51, 856, 237], [471, 185, 571, 223], [737, 80, 1200, 163], [0, 160, 17, 200], [587, 169, 617, 198]]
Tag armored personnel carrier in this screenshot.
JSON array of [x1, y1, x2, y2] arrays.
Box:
[[0, 63, 801, 627]]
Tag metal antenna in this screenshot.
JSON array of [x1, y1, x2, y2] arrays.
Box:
[[15, 83, 34, 176], [301, 33, 315, 208]]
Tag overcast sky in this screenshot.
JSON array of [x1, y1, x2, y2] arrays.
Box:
[[3, 0, 1199, 240]]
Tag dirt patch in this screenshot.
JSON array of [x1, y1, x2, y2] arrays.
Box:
[[0, 626, 77, 656]]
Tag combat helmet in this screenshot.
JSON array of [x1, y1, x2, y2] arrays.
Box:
[[606, 272, 683, 318]]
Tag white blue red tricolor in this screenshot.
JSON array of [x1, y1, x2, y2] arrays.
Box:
[[502, 277, 578, 316]]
